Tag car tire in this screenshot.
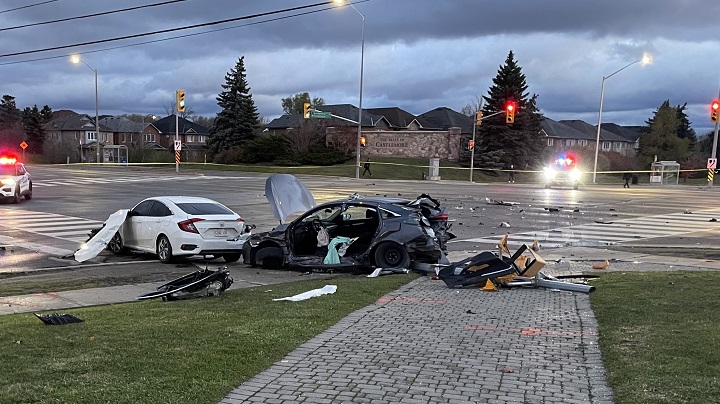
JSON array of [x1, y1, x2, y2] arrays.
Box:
[[222, 253, 241, 263], [374, 242, 410, 268], [255, 246, 283, 269], [24, 182, 32, 200], [157, 235, 174, 264], [108, 232, 128, 255], [11, 186, 20, 204]]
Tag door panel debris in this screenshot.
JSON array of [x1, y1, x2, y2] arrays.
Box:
[[272, 285, 337, 302]]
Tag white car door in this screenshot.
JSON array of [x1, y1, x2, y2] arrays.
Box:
[[124, 200, 154, 250]]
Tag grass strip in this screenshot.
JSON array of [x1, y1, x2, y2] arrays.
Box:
[[591, 271, 720, 404], [0, 275, 416, 404]]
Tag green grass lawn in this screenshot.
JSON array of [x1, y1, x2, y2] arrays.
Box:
[[0, 275, 416, 404], [590, 271, 720, 404]]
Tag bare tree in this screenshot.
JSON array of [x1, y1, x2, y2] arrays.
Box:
[[284, 119, 328, 155], [461, 95, 484, 116]]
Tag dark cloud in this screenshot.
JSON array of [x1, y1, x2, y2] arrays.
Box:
[[0, 0, 717, 133]]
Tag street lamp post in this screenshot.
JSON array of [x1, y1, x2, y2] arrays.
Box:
[[334, 0, 364, 179], [592, 53, 652, 183], [71, 55, 100, 164]]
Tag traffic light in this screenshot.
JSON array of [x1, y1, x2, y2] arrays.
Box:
[[303, 103, 311, 119], [505, 102, 515, 124], [712, 100, 720, 123], [176, 90, 186, 113], [475, 111, 483, 126], [360, 135, 367, 147]]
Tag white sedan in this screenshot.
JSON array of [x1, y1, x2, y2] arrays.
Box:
[[107, 196, 248, 264]]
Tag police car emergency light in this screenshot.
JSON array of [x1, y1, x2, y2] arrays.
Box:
[[542, 154, 582, 189]]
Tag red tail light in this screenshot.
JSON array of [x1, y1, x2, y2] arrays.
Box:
[[178, 218, 204, 233], [433, 213, 449, 220], [236, 217, 244, 222]]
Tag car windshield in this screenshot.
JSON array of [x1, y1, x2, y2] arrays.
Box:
[[176, 202, 234, 215], [0, 165, 16, 176]]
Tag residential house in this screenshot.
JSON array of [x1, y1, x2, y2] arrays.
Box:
[[559, 120, 634, 157], [99, 116, 162, 162], [601, 123, 643, 153], [365, 107, 434, 130], [540, 117, 594, 150], [44, 112, 113, 163], [151, 115, 210, 163]]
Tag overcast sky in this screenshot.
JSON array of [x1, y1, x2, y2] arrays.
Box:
[[1, 0, 719, 135]]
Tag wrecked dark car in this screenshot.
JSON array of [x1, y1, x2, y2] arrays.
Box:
[[242, 174, 446, 271]]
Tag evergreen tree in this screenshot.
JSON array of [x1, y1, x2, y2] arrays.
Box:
[[675, 103, 697, 152], [637, 100, 689, 167], [207, 56, 260, 155], [0, 95, 22, 128], [478, 51, 544, 170], [22, 104, 52, 151]]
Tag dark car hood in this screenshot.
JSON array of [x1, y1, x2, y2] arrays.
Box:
[[265, 174, 317, 224]]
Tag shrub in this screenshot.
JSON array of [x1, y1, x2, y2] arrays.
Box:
[[299, 144, 348, 165]]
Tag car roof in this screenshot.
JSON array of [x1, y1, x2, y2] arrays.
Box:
[[144, 196, 221, 204], [316, 196, 411, 208]]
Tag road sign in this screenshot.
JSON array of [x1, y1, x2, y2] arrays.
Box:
[[708, 158, 717, 169], [310, 110, 331, 119], [174, 140, 182, 151], [20, 141, 27, 150]]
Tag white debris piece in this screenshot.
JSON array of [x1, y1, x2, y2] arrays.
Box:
[[272, 285, 337, 302], [74, 209, 129, 262]]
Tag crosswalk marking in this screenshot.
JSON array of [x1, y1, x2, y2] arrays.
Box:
[[0, 209, 102, 243], [457, 209, 720, 247]]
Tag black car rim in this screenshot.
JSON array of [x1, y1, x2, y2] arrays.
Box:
[[384, 248, 402, 266]]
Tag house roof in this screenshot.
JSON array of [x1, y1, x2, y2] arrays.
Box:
[[265, 114, 304, 129], [416, 107, 472, 133], [540, 118, 591, 140], [152, 114, 209, 134], [99, 116, 146, 133], [45, 114, 112, 132], [365, 107, 432, 129], [314, 104, 387, 127], [559, 120, 628, 142], [601, 123, 643, 142]]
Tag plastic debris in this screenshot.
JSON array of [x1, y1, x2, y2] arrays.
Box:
[[35, 313, 84, 325], [592, 259, 610, 270], [273, 285, 337, 301]]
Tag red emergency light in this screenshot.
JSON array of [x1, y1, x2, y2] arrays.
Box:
[[0, 156, 17, 165]]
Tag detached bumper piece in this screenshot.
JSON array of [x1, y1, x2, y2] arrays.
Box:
[[438, 251, 517, 288], [136, 268, 233, 301], [439, 242, 595, 293]]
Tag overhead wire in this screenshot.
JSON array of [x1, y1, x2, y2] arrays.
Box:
[[0, 0, 59, 14], [0, 0, 188, 32], [0, 0, 372, 65]]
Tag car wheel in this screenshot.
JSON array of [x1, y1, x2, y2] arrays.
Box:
[[156, 235, 174, 264], [222, 253, 241, 263], [255, 246, 283, 269], [374, 242, 410, 268], [24, 182, 32, 200], [108, 232, 128, 255], [11, 186, 20, 204]]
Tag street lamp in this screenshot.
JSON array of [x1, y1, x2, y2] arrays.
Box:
[[334, 0, 364, 179], [592, 52, 652, 183], [70, 54, 100, 164], [136, 114, 156, 163]]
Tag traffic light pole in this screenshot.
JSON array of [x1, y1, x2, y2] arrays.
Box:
[[710, 91, 720, 187]]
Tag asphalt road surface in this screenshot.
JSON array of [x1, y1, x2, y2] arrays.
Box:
[[2, 165, 720, 282]]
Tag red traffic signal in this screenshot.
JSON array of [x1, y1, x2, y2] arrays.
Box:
[[359, 135, 367, 147], [505, 102, 515, 124], [712, 100, 720, 123]]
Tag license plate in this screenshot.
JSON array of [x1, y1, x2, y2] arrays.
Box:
[[214, 229, 228, 237]]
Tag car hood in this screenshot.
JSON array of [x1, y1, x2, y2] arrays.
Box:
[[265, 174, 316, 224]]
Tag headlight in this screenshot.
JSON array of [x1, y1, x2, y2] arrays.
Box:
[[570, 168, 582, 181], [0, 178, 15, 186], [543, 167, 556, 180]]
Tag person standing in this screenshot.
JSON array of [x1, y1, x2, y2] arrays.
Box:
[[362, 157, 372, 177], [623, 172, 631, 188], [508, 164, 515, 183]]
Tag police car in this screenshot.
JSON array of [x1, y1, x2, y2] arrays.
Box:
[[542, 155, 582, 190], [0, 156, 32, 203]]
